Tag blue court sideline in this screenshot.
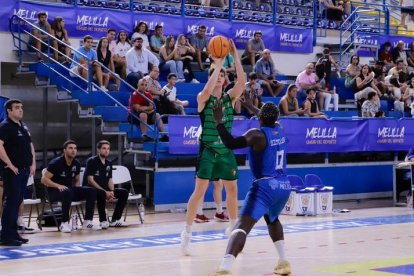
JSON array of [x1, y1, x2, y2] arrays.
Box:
[[0, 214, 413, 261]]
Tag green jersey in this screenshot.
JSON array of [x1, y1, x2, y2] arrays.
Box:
[[199, 94, 234, 155]]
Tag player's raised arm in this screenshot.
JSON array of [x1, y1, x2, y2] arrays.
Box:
[[197, 57, 224, 110], [227, 40, 247, 102]]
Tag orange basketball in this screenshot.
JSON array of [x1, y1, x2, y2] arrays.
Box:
[[208, 35, 230, 59]]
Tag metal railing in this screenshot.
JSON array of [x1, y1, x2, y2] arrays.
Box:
[[9, 14, 159, 152]]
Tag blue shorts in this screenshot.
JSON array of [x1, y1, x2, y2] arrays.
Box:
[[240, 176, 291, 223]]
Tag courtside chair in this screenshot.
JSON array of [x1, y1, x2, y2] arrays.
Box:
[[24, 175, 42, 230], [39, 168, 85, 231], [282, 175, 316, 216], [304, 174, 334, 215], [111, 165, 144, 224]]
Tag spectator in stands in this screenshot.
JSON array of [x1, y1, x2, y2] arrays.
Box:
[[236, 72, 263, 116], [106, 29, 117, 57], [176, 34, 200, 83], [97, 37, 120, 91], [189, 25, 210, 71], [355, 64, 381, 108], [395, 77, 414, 113], [295, 63, 337, 111], [29, 11, 53, 61], [125, 37, 159, 89], [371, 61, 389, 98], [386, 59, 410, 98], [345, 55, 360, 89], [85, 140, 128, 228], [407, 42, 414, 68], [161, 73, 189, 115], [70, 35, 107, 92], [399, 0, 414, 28], [315, 48, 339, 90], [279, 84, 308, 117], [378, 42, 394, 72], [241, 31, 265, 67], [41, 140, 101, 233], [393, 41, 410, 69], [114, 30, 131, 80], [51, 16, 71, 63], [303, 89, 327, 118], [320, 0, 345, 22], [254, 49, 285, 97], [361, 91, 380, 118], [128, 78, 169, 142], [150, 25, 166, 56], [159, 36, 185, 82], [131, 22, 150, 50], [143, 66, 164, 100]]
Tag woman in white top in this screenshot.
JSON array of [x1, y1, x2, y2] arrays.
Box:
[[131, 22, 150, 50], [114, 30, 131, 79], [159, 36, 185, 82]]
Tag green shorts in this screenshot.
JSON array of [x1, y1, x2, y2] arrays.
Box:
[[196, 146, 238, 181]]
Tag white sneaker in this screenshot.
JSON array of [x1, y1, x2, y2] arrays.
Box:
[[109, 220, 128, 227], [191, 78, 200, 84], [82, 220, 102, 231], [180, 230, 192, 256], [59, 221, 72, 233], [274, 260, 291, 275], [100, 221, 110, 229], [100, 86, 109, 92]]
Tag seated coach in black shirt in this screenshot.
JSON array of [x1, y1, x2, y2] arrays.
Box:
[[41, 140, 101, 233], [85, 140, 128, 228]]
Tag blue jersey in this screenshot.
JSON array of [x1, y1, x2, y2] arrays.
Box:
[[248, 125, 287, 179]]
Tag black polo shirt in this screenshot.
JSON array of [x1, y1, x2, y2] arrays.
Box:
[[47, 156, 80, 188], [84, 155, 112, 190], [0, 117, 33, 169]]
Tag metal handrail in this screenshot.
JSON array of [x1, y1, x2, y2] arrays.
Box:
[[9, 14, 156, 133]]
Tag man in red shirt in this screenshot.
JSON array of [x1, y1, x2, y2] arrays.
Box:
[[128, 78, 168, 142]]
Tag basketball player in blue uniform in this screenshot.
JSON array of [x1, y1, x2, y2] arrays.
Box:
[[211, 99, 292, 275]]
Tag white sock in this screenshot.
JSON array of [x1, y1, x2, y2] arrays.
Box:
[[219, 254, 236, 271], [230, 219, 237, 229], [196, 204, 203, 215], [216, 204, 223, 213], [274, 240, 286, 261], [17, 216, 24, 227], [185, 225, 192, 234]]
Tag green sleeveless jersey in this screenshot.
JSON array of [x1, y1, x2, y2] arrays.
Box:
[[199, 94, 234, 155]]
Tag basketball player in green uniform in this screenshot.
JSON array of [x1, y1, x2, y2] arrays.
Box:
[[181, 39, 246, 255]]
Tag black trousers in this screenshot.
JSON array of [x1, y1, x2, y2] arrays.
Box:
[[96, 188, 128, 222], [48, 186, 97, 222], [1, 167, 29, 241]]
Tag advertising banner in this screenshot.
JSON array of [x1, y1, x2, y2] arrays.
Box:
[[274, 26, 313, 53], [231, 22, 276, 51]]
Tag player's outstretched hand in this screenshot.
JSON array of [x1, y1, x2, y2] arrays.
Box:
[[212, 99, 224, 125]]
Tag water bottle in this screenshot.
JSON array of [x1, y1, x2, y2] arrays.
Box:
[[138, 203, 145, 221], [71, 214, 78, 231]]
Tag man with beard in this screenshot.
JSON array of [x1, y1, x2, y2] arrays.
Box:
[[125, 36, 159, 89], [84, 140, 128, 228], [41, 140, 101, 233]]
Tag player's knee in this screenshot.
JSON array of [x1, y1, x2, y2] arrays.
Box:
[[230, 228, 247, 238]]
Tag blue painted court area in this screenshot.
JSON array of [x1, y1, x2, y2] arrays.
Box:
[[0, 214, 413, 261], [374, 264, 414, 275]]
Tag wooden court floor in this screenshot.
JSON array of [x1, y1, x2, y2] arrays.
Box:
[[1, 204, 414, 276]]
